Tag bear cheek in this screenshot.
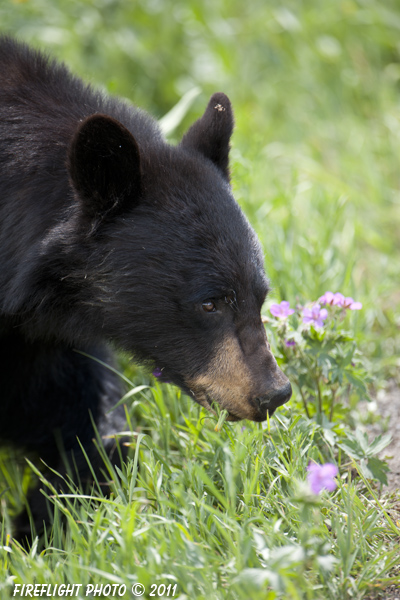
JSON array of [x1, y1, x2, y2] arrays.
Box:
[[184, 334, 263, 421]]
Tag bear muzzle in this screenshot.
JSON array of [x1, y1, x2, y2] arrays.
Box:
[[183, 328, 293, 421], [252, 380, 293, 418]]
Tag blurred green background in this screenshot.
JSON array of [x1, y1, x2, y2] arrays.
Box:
[[1, 0, 399, 378]]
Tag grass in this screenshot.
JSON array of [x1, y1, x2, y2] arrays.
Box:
[[1, 385, 400, 598], [1, 0, 400, 598]]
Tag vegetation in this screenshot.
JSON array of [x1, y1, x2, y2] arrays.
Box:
[[1, 1, 399, 598]]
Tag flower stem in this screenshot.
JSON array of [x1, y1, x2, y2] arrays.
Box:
[[329, 386, 337, 422], [316, 375, 322, 418], [297, 383, 311, 419]]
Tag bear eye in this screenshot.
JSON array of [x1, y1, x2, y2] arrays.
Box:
[[202, 300, 217, 313]]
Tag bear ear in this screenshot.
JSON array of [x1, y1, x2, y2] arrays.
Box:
[[68, 114, 141, 220], [180, 92, 234, 181]]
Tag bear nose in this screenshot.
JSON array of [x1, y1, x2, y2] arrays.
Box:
[[255, 381, 292, 412]]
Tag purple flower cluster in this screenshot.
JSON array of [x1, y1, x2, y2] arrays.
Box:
[[269, 290, 362, 332], [319, 291, 362, 311], [307, 462, 338, 494]]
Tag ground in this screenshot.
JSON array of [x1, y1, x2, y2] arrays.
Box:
[[368, 381, 400, 494], [364, 382, 400, 600]]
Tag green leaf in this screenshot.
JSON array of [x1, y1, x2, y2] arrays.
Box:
[[359, 457, 390, 485], [344, 370, 367, 393], [368, 433, 392, 456]]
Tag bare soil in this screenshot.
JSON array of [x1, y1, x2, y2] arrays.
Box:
[[363, 381, 400, 599], [367, 381, 400, 493]]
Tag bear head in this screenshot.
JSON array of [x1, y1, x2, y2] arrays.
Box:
[[66, 93, 292, 422]]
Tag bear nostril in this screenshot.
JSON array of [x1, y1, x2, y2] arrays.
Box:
[[255, 381, 292, 411]]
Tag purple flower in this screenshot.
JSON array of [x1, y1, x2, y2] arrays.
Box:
[[302, 304, 328, 328], [285, 339, 296, 347], [270, 301, 295, 319], [319, 291, 362, 310], [332, 293, 345, 306], [318, 291, 344, 306], [307, 462, 338, 494], [342, 297, 362, 310], [152, 367, 171, 383], [318, 291, 335, 305]]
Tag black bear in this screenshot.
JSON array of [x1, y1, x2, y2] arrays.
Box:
[[0, 36, 291, 539]]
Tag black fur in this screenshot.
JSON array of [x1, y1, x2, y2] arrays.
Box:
[[0, 37, 291, 539]]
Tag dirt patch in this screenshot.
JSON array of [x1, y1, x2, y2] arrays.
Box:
[[365, 381, 400, 493], [363, 381, 400, 600], [364, 585, 400, 600]]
